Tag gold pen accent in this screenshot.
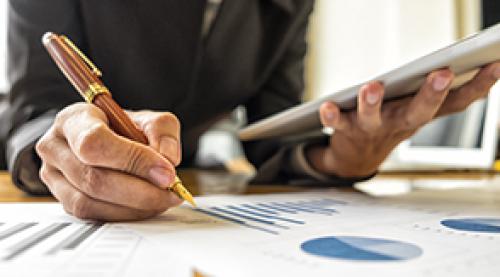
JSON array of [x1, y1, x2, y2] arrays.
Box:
[[169, 176, 196, 207], [83, 83, 111, 103], [61, 35, 102, 77]]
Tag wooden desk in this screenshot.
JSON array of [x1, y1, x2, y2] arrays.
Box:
[[2, 169, 500, 204], [0, 169, 309, 202], [2, 169, 500, 277], [0, 172, 55, 202]]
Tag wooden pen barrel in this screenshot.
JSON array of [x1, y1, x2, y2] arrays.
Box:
[[93, 93, 149, 144], [43, 32, 148, 144]]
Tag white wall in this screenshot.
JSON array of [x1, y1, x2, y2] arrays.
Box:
[[306, 0, 459, 99], [0, 0, 7, 92]]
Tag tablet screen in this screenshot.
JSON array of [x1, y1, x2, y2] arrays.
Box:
[[409, 100, 487, 149]]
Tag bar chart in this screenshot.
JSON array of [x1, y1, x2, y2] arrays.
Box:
[[194, 198, 342, 235], [0, 220, 145, 277], [0, 222, 101, 261]]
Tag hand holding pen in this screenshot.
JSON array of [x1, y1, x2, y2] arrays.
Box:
[[35, 32, 195, 221]]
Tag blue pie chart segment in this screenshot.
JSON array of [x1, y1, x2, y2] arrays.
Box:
[[441, 218, 500, 233], [301, 236, 422, 261]]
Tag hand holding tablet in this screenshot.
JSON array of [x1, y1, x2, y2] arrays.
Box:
[[240, 22, 500, 141]]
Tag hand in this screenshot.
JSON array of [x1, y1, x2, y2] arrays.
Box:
[[307, 62, 500, 178], [36, 103, 183, 221]]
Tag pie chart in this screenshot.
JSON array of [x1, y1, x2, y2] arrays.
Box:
[[441, 218, 500, 233], [301, 236, 422, 261]]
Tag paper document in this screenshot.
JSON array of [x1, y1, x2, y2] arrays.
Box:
[[121, 190, 500, 277], [0, 204, 191, 277], [1, 190, 499, 276]]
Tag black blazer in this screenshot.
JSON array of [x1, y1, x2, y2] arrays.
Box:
[[1, 0, 319, 193]]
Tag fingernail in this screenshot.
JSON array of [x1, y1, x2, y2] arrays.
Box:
[[494, 66, 500, 79], [325, 110, 335, 122], [149, 167, 175, 189], [160, 137, 179, 164], [366, 90, 380, 105], [432, 75, 451, 91]]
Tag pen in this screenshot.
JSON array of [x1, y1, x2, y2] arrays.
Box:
[[41, 32, 196, 207]]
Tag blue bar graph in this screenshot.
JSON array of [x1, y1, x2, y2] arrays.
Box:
[[211, 207, 289, 229], [285, 202, 338, 214], [194, 198, 343, 235], [241, 204, 278, 215], [195, 208, 279, 235], [257, 203, 298, 214], [226, 205, 305, 225], [271, 202, 333, 215]]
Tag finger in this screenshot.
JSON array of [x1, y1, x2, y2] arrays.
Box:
[[37, 136, 183, 210], [437, 62, 500, 116], [40, 163, 161, 221], [357, 82, 384, 132], [403, 69, 454, 129], [319, 102, 349, 131], [129, 111, 182, 166], [54, 103, 176, 189]]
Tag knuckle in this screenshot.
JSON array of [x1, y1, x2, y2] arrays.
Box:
[[71, 192, 93, 219], [35, 129, 57, 157], [39, 164, 51, 184], [35, 136, 49, 157], [55, 103, 87, 124], [74, 123, 109, 164], [123, 143, 145, 173], [80, 166, 105, 196], [153, 112, 181, 132]]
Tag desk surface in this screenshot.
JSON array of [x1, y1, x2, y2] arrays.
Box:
[[0, 169, 310, 202], [2, 169, 500, 204], [2, 170, 500, 277]]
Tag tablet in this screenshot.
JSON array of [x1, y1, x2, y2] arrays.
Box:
[[239, 22, 500, 141]]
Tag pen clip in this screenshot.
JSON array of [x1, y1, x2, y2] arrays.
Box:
[[61, 35, 102, 77]]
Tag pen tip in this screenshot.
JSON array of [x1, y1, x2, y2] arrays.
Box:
[[169, 179, 197, 207], [186, 197, 197, 207], [181, 189, 197, 207]]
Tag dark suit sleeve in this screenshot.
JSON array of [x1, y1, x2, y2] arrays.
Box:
[[0, 0, 83, 194], [243, 4, 372, 186]]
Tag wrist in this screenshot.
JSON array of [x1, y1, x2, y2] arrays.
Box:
[[305, 144, 378, 178]]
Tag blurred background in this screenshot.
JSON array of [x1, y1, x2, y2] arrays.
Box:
[[305, 0, 480, 99], [0, 1, 489, 99], [0, 0, 499, 173], [0, 0, 7, 93]]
